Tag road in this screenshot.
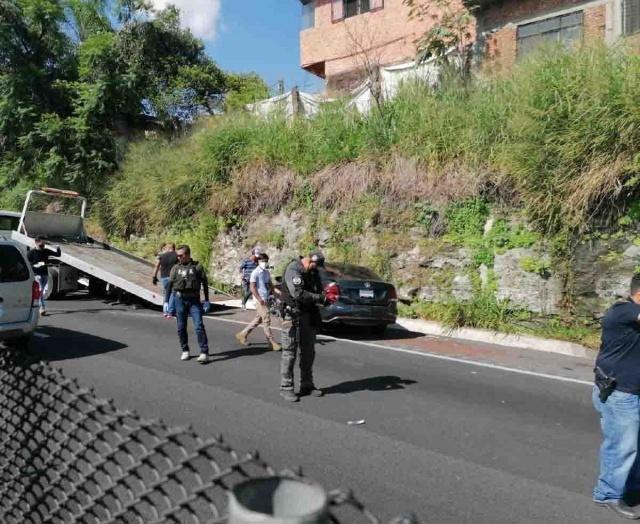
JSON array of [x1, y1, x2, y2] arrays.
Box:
[[28, 294, 616, 523]]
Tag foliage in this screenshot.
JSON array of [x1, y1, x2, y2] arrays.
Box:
[[519, 256, 552, 276], [0, 0, 267, 205], [403, 0, 477, 78], [224, 73, 270, 112]]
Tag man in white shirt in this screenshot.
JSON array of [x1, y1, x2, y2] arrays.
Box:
[[235, 253, 281, 351]]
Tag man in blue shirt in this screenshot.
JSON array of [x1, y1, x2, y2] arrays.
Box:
[[239, 247, 260, 310], [235, 253, 281, 351], [593, 274, 640, 519]]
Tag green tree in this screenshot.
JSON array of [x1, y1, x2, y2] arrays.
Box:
[[0, 0, 237, 205], [224, 72, 270, 112]]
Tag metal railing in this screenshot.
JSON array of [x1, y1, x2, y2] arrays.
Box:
[[0, 350, 417, 523]]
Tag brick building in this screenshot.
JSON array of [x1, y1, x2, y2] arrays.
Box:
[[478, 0, 640, 70], [298, 0, 640, 90], [299, 0, 460, 91]]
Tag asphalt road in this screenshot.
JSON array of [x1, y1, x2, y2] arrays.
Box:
[[28, 295, 617, 523]]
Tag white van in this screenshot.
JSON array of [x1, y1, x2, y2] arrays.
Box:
[[0, 237, 40, 350]]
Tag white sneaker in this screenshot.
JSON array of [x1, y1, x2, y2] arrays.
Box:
[[180, 351, 190, 361], [196, 353, 208, 364]]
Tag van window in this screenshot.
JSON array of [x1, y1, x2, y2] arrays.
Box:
[[0, 245, 30, 283], [0, 216, 19, 231]]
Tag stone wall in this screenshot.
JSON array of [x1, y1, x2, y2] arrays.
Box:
[[206, 211, 638, 319]]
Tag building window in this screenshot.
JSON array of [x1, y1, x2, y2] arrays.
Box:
[[301, 0, 315, 30], [517, 11, 584, 57], [344, 0, 369, 18], [332, 0, 382, 22], [623, 0, 640, 35]]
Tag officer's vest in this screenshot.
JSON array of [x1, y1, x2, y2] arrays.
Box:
[[173, 262, 201, 293], [279, 259, 298, 308]]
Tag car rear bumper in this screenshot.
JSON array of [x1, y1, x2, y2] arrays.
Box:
[[0, 307, 39, 340], [321, 303, 397, 326]]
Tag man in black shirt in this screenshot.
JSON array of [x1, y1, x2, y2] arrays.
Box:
[[27, 236, 61, 316], [164, 245, 211, 364], [153, 243, 177, 317], [593, 274, 640, 519]]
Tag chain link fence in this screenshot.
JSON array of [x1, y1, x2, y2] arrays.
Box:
[[0, 351, 417, 523]]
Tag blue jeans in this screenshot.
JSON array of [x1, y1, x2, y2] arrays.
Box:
[[175, 295, 209, 355], [160, 277, 175, 314], [35, 274, 48, 309], [593, 386, 640, 501]]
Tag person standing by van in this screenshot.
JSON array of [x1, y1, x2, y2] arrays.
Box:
[[27, 236, 61, 316], [153, 243, 177, 317]]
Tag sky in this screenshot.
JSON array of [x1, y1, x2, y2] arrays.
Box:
[[147, 0, 324, 94]]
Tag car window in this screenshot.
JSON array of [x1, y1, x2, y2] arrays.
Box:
[[323, 263, 382, 281], [0, 245, 30, 283], [0, 216, 19, 231]]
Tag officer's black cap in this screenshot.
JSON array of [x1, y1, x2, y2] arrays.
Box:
[[309, 251, 325, 266]]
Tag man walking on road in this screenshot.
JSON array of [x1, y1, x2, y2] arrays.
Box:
[[593, 274, 640, 519], [235, 253, 281, 351], [27, 236, 61, 316], [239, 248, 260, 310], [164, 245, 211, 364], [153, 243, 177, 318], [279, 252, 333, 402]]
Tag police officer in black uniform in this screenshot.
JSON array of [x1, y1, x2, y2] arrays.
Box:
[[279, 251, 331, 402], [164, 244, 211, 364]]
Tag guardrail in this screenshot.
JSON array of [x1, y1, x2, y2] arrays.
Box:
[[0, 351, 418, 523]]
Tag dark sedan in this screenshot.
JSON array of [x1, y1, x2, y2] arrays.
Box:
[[317, 263, 397, 334]]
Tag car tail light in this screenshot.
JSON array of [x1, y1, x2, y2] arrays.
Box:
[[388, 286, 398, 301], [32, 280, 41, 306], [325, 282, 340, 303]]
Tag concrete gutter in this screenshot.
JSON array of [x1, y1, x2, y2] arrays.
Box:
[[393, 317, 592, 358]]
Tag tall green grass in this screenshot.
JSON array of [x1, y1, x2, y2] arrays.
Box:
[[103, 43, 640, 239]]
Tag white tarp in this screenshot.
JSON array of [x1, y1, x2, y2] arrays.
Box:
[[246, 55, 447, 118]]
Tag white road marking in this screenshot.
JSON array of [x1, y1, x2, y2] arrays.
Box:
[[86, 308, 595, 387], [204, 316, 593, 387]]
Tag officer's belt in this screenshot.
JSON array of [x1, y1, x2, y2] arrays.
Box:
[[613, 384, 640, 395], [175, 291, 199, 298]]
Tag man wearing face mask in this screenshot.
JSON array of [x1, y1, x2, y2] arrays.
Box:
[[279, 251, 332, 402], [235, 253, 281, 351]]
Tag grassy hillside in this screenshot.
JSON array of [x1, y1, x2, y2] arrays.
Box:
[[89, 44, 640, 345]]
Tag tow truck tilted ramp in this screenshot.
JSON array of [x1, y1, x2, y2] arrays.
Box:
[[11, 189, 233, 307]]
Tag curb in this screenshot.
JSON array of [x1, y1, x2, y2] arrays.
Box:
[[214, 298, 591, 359], [392, 317, 591, 358]]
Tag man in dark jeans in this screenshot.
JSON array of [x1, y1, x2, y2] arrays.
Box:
[[153, 243, 177, 317], [593, 274, 640, 519], [27, 236, 61, 316], [239, 248, 260, 310], [164, 245, 211, 364]]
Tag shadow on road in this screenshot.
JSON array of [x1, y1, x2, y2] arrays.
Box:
[[32, 325, 128, 361], [214, 346, 274, 361], [46, 307, 130, 316], [323, 375, 417, 395], [322, 325, 424, 342]]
